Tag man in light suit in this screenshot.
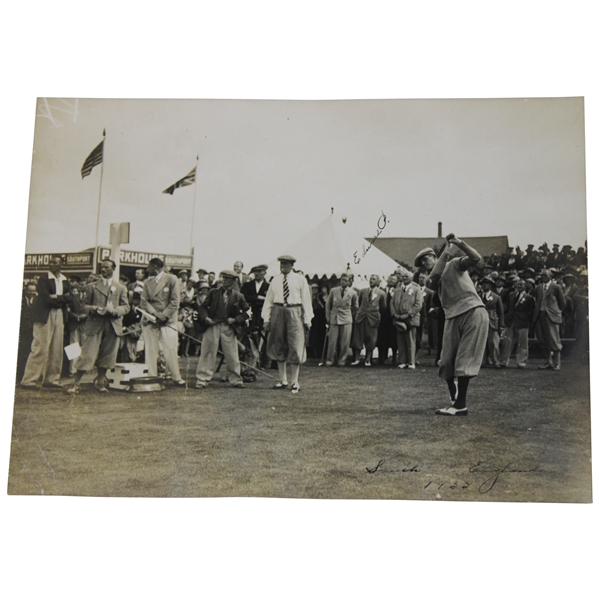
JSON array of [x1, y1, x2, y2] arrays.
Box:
[[67, 259, 130, 393], [351, 274, 386, 367], [21, 256, 71, 389], [325, 273, 358, 366], [390, 267, 424, 369], [140, 257, 186, 385], [533, 269, 566, 371]]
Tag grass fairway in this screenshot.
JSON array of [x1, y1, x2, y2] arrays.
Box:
[[7, 355, 591, 502]]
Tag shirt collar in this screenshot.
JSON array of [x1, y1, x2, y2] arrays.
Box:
[[48, 271, 66, 282], [155, 271, 164, 282]]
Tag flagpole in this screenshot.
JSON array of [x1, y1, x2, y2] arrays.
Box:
[[189, 154, 199, 254], [93, 129, 106, 271]]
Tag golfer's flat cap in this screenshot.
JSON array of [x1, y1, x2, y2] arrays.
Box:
[[414, 247, 435, 267], [220, 269, 237, 279], [249, 264, 268, 274], [178, 270, 188, 275], [481, 275, 494, 285], [277, 255, 296, 263], [197, 281, 210, 289]]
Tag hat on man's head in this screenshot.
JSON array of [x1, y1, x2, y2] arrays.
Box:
[[481, 275, 494, 286], [414, 247, 435, 267], [197, 281, 210, 290], [249, 264, 268, 274], [495, 274, 506, 283], [196, 267, 207, 274], [220, 270, 237, 279], [277, 255, 296, 263], [178, 270, 188, 276]]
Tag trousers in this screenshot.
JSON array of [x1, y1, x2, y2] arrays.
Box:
[[142, 322, 183, 381], [21, 309, 64, 385]]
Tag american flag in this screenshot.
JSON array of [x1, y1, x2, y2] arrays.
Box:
[[81, 134, 104, 178], [163, 166, 196, 195]]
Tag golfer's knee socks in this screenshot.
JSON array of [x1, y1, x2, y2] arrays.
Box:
[[446, 378, 457, 401], [454, 376, 471, 409]]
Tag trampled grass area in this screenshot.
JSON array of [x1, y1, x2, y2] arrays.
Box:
[[7, 356, 592, 502]]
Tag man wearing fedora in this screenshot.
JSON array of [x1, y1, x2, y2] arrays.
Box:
[[390, 266, 423, 369], [262, 255, 313, 393], [67, 259, 130, 394], [415, 235, 488, 416], [195, 270, 249, 388], [241, 264, 270, 368]]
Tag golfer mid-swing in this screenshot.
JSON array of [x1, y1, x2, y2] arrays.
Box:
[[415, 234, 489, 416]]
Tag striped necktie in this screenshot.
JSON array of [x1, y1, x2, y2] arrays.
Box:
[[283, 275, 289, 305]]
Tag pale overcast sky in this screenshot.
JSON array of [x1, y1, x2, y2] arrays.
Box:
[[26, 97, 586, 273]]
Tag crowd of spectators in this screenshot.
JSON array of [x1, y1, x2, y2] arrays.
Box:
[[17, 243, 589, 385]]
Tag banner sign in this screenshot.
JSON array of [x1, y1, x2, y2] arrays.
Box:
[[24, 252, 94, 272], [98, 247, 192, 269]]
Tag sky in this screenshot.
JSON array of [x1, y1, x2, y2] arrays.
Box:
[[26, 96, 587, 274]]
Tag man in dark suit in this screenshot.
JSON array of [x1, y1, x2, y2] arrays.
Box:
[[499, 278, 535, 368], [533, 269, 566, 371], [351, 275, 386, 367], [141, 257, 185, 385], [195, 270, 249, 388], [241, 264, 270, 368], [232, 261, 251, 292], [67, 259, 130, 393], [377, 274, 398, 366], [480, 275, 505, 368], [21, 256, 72, 388], [16, 283, 38, 382]]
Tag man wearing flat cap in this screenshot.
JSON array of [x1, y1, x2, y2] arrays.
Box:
[[262, 255, 313, 393], [415, 237, 488, 416], [241, 264, 270, 368], [195, 270, 249, 388]]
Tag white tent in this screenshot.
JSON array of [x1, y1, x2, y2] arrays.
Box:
[[268, 212, 399, 288]]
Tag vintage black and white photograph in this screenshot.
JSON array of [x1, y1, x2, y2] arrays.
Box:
[[1, 2, 597, 598], [6, 96, 591, 502]]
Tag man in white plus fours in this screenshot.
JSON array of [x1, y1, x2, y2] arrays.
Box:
[[262, 255, 313, 394]]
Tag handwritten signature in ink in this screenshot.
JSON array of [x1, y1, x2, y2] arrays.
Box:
[[354, 211, 389, 265], [469, 461, 542, 494]]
